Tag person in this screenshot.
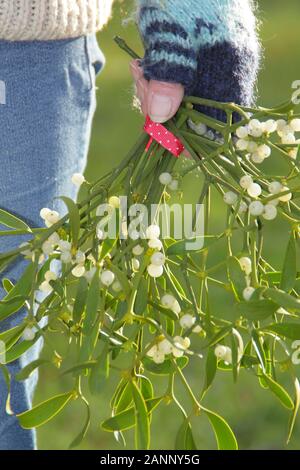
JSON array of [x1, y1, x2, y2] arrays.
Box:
[[0, 0, 260, 450]]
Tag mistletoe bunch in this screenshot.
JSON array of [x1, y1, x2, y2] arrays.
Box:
[[0, 40, 300, 450]]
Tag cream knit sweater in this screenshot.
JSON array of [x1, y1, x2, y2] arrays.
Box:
[[0, 1, 114, 41]]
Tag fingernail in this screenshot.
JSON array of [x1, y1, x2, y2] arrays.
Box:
[[149, 94, 173, 123]]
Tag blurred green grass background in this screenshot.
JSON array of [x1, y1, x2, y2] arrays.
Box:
[[36, 0, 300, 450]]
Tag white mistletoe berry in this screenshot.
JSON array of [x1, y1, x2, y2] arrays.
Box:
[[132, 258, 140, 271], [180, 314, 196, 329], [281, 133, 296, 145], [146, 345, 158, 358], [276, 119, 287, 132], [132, 244, 144, 256], [71, 173, 85, 187], [223, 191, 238, 205], [243, 286, 255, 301], [249, 201, 264, 216], [290, 118, 300, 132], [264, 119, 277, 133], [39, 280, 53, 294], [278, 187, 292, 203], [159, 172, 173, 185], [248, 119, 263, 138], [247, 141, 258, 153], [263, 204, 278, 221], [148, 238, 163, 250], [236, 126, 249, 139], [251, 152, 265, 164], [168, 179, 179, 191], [101, 270, 115, 287], [158, 339, 173, 355], [146, 224, 160, 240], [257, 144, 271, 159], [45, 270, 57, 282], [40, 208, 52, 220], [214, 345, 228, 360], [150, 252, 165, 266], [247, 183, 262, 198], [161, 294, 176, 309], [172, 336, 190, 357], [236, 138, 249, 151], [112, 280, 122, 293], [44, 210, 60, 227], [22, 327, 36, 342], [240, 175, 253, 190], [72, 264, 86, 278], [238, 201, 248, 214], [239, 257, 252, 275], [147, 264, 163, 278], [268, 181, 283, 194], [152, 350, 165, 364], [172, 300, 182, 315]]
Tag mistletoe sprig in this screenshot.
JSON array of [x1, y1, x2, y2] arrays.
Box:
[[0, 38, 300, 450]]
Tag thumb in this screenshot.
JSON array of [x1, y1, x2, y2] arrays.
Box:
[[147, 80, 184, 123]]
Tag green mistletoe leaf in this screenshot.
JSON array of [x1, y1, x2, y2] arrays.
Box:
[[130, 381, 150, 450], [59, 196, 80, 248], [262, 322, 300, 340], [0, 208, 31, 232], [175, 419, 197, 450], [262, 374, 294, 410], [101, 397, 163, 432], [0, 263, 36, 322], [17, 391, 74, 429], [280, 232, 297, 293], [69, 398, 91, 449], [202, 407, 238, 450]]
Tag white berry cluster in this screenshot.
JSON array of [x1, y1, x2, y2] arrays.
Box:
[[179, 313, 202, 333], [146, 225, 165, 278], [214, 345, 232, 364], [161, 293, 181, 315], [235, 118, 300, 164], [147, 335, 191, 364], [214, 330, 244, 365], [223, 175, 292, 221], [277, 118, 300, 159], [40, 208, 61, 228], [159, 172, 179, 191], [239, 256, 255, 301]]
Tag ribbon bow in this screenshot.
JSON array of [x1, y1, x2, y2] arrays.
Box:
[[144, 116, 185, 158]]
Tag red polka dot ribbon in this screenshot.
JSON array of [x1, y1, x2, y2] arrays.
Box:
[[143, 116, 185, 158]]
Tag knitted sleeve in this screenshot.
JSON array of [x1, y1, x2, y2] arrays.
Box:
[[137, 0, 260, 119]]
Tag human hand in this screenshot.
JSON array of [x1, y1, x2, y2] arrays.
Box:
[[130, 59, 184, 124]]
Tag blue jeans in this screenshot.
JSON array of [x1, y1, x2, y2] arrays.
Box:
[[0, 35, 104, 450]]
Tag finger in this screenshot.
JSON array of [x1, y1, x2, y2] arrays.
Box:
[[136, 77, 149, 115], [129, 59, 143, 81], [147, 80, 184, 123]]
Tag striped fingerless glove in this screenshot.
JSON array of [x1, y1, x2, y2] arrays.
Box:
[[137, 0, 260, 120]]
